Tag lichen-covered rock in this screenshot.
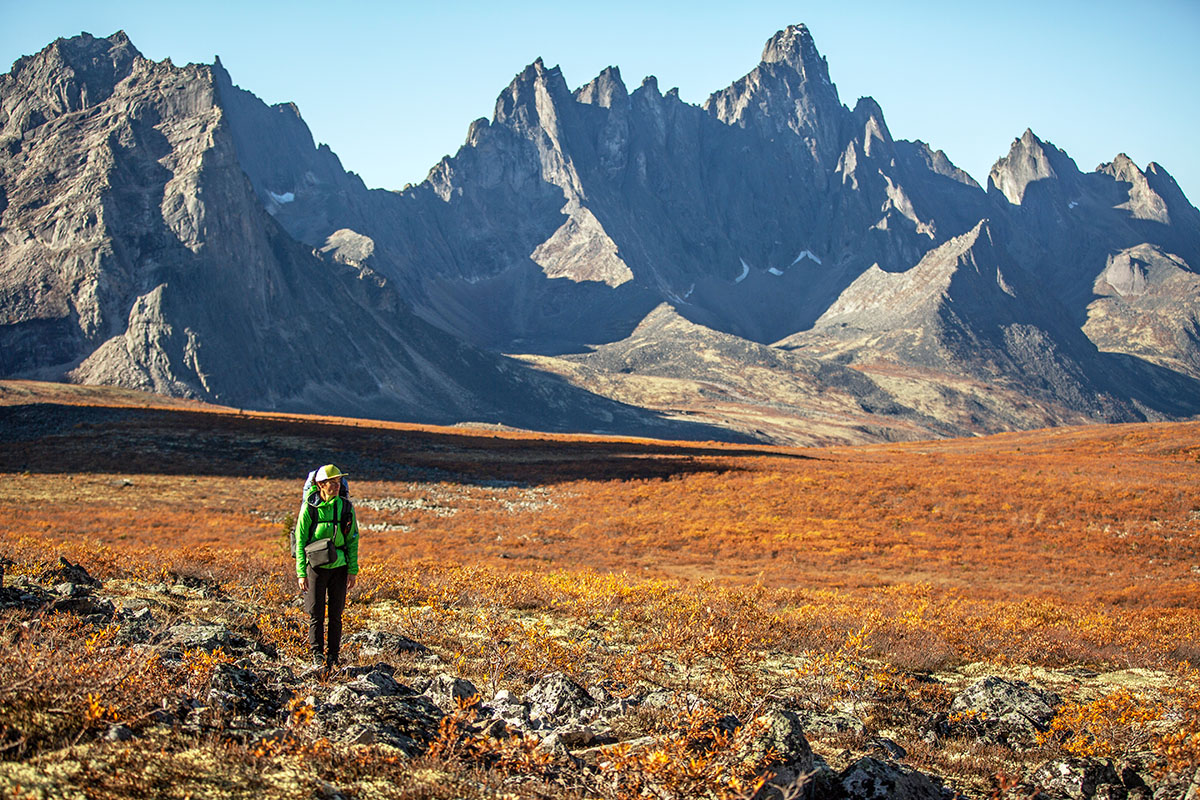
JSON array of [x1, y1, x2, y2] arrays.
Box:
[[524, 672, 596, 723], [951, 675, 1061, 740], [345, 630, 428, 658], [840, 756, 949, 800], [424, 673, 478, 711], [742, 710, 814, 770], [160, 623, 244, 654], [1029, 758, 1125, 799], [317, 694, 443, 754]]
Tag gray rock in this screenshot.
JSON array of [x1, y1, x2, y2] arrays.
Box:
[[161, 623, 238, 653], [552, 724, 597, 748], [869, 737, 907, 760], [537, 731, 567, 753], [52, 558, 100, 588], [49, 593, 116, 619], [345, 630, 428, 658], [317, 694, 443, 755], [640, 688, 706, 713], [951, 675, 1061, 739], [147, 708, 174, 726], [424, 674, 478, 711], [1030, 758, 1125, 800], [343, 724, 376, 746], [840, 756, 948, 800], [343, 669, 406, 699], [105, 724, 134, 742], [742, 709, 815, 772], [525, 672, 596, 723]]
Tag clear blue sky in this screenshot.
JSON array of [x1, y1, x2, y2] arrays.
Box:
[[4, 0, 1199, 203]]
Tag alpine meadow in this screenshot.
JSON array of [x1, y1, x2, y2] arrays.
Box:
[[1, 11, 1200, 800]]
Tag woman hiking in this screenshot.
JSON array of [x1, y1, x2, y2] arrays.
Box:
[[295, 464, 359, 671]]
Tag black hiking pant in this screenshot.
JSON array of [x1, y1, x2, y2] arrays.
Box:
[[305, 564, 348, 665]]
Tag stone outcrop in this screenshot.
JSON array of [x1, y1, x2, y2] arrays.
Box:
[[950, 675, 1062, 743]]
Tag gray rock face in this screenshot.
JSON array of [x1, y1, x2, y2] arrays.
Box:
[[2, 26, 1198, 443]]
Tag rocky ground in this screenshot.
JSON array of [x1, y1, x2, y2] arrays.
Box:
[[0, 557, 1195, 800]]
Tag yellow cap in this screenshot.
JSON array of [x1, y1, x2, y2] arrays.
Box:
[[315, 464, 348, 482]]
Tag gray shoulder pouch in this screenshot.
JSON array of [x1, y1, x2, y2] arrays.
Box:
[[304, 537, 336, 568]]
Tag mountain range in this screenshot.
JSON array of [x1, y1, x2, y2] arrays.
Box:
[[1, 26, 1197, 444]]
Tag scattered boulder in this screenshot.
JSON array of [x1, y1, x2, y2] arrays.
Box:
[[345, 630, 429, 658], [51, 557, 100, 588], [105, 724, 134, 742], [160, 623, 242, 654], [525, 672, 596, 723], [337, 667, 408, 700], [743, 709, 822, 795], [1029, 758, 1125, 799], [868, 736, 907, 760], [115, 606, 158, 644], [919, 711, 953, 744], [0, 580, 52, 611], [950, 675, 1061, 742], [640, 687, 707, 713], [551, 723, 597, 748], [205, 663, 288, 720], [147, 708, 174, 726], [317, 694, 443, 755], [840, 756, 949, 800], [485, 689, 535, 733], [424, 674, 478, 711]]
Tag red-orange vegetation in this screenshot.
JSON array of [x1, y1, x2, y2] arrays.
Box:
[[2, 383, 1200, 789]]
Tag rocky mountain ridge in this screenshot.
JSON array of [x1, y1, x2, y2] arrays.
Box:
[[1, 26, 1197, 443]]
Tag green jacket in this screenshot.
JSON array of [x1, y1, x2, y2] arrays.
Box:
[[295, 492, 359, 576]]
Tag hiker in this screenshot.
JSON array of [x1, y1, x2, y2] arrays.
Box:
[[295, 464, 359, 669]]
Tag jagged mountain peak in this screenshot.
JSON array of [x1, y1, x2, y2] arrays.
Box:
[[704, 23, 844, 175], [493, 57, 572, 129], [1, 30, 141, 129], [850, 95, 893, 154], [575, 65, 628, 108], [43, 30, 138, 69], [1097, 153, 1176, 224], [760, 24, 829, 79], [987, 128, 1080, 205], [1099, 152, 1146, 182]]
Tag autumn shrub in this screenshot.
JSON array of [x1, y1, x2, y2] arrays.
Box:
[[0, 613, 174, 757], [585, 706, 774, 800], [1157, 665, 1200, 772], [1039, 688, 1165, 761]]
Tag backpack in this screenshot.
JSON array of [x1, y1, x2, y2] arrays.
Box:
[[291, 470, 353, 562]]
